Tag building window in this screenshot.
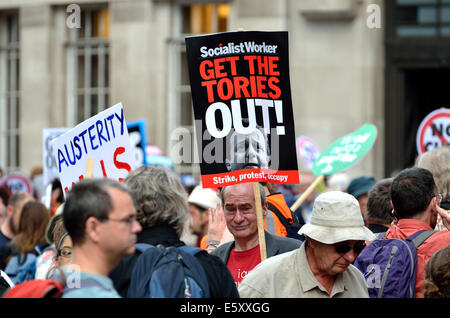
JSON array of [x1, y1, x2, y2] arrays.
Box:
[[0, 12, 20, 172], [168, 2, 230, 174], [395, 0, 450, 37], [66, 7, 109, 126]]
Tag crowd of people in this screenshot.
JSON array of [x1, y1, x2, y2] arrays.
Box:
[[0, 146, 449, 299]]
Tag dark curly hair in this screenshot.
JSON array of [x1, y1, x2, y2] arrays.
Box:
[[424, 245, 450, 298]]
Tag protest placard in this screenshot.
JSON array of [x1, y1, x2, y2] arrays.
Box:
[[185, 31, 299, 189], [43, 128, 69, 186], [291, 124, 378, 211], [416, 108, 449, 155], [296, 136, 320, 171], [127, 119, 148, 168], [312, 124, 378, 176], [51, 103, 134, 195], [0, 173, 34, 195]]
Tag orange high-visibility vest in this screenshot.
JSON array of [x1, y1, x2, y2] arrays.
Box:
[[264, 192, 297, 237]]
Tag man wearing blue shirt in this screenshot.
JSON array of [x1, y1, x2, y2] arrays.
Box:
[[61, 178, 142, 298]]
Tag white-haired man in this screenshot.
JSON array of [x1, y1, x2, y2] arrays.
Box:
[[238, 191, 375, 298]]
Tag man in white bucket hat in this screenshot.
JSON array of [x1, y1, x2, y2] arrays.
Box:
[[187, 185, 221, 238], [238, 191, 376, 298]]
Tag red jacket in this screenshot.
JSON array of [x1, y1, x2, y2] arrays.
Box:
[[385, 219, 450, 298]]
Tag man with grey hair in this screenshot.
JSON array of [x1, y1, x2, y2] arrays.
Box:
[[61, 178, 142, 298], [211, 182, 302, 288], [238, 191, 375, 297], [109, 166, 238, 298]]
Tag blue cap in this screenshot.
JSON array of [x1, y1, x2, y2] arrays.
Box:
[[347, 176, 376, 199]]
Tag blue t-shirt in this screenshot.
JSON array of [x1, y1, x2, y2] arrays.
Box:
[[53, 267, 121, 298]]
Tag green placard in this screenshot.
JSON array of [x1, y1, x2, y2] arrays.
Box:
[[312, 124, 377, 176]]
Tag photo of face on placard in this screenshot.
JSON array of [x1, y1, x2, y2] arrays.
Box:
[[185, 31, 299, 187], [225, 121, 270, 172]]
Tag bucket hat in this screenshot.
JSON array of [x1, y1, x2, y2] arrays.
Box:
[[298, 191, 376, 244], [188, 185, 220, 210]]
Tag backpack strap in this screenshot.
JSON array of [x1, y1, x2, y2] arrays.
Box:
[[406, 230, 437, 248], [176, 245, 210, 298], [267, 201, 293, 230], [34, 245, 42, 255], [178, 245, 205, 256], [135, 243, 153, 254], [135, 244, 204, 267]]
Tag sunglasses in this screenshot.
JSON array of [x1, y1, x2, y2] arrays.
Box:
[[333, 241, 366, 255]]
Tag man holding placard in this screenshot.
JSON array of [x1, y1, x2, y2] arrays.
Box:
[[211, 182, 301, 288], [186, 30, 301, 265]]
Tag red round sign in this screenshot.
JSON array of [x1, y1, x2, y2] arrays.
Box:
[[416, 108, 450, 155], [0, 173, 34, 195]]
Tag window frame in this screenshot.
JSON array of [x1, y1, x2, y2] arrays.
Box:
[[167, 2, 229, 175], [65, 6, 110, 127], [0, 11, 20, 173], [390, 0, 450, 40]]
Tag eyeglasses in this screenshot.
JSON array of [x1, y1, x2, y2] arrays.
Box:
[[106, 215, 138, 226], [57, 246, 72, 259], [390, 209, 399, 219], [333, 241, 366, 255]]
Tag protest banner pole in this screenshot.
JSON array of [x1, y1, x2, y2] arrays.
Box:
[[235, 26, 266, 261], [185, 30, 298, 261], [253, 182, 267, 261], [290, 174, 324, 212], [236, 26, 267, 261], [85, 158, 94, 179]]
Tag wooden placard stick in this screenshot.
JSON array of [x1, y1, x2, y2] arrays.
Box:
[[290, 174, 324, 212], [237, 27, 266, 261], [253, 182, 267, 261], [85, 158, 95, 179]]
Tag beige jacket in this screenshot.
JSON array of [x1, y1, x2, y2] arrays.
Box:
[[238, 243, 369, 298]]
